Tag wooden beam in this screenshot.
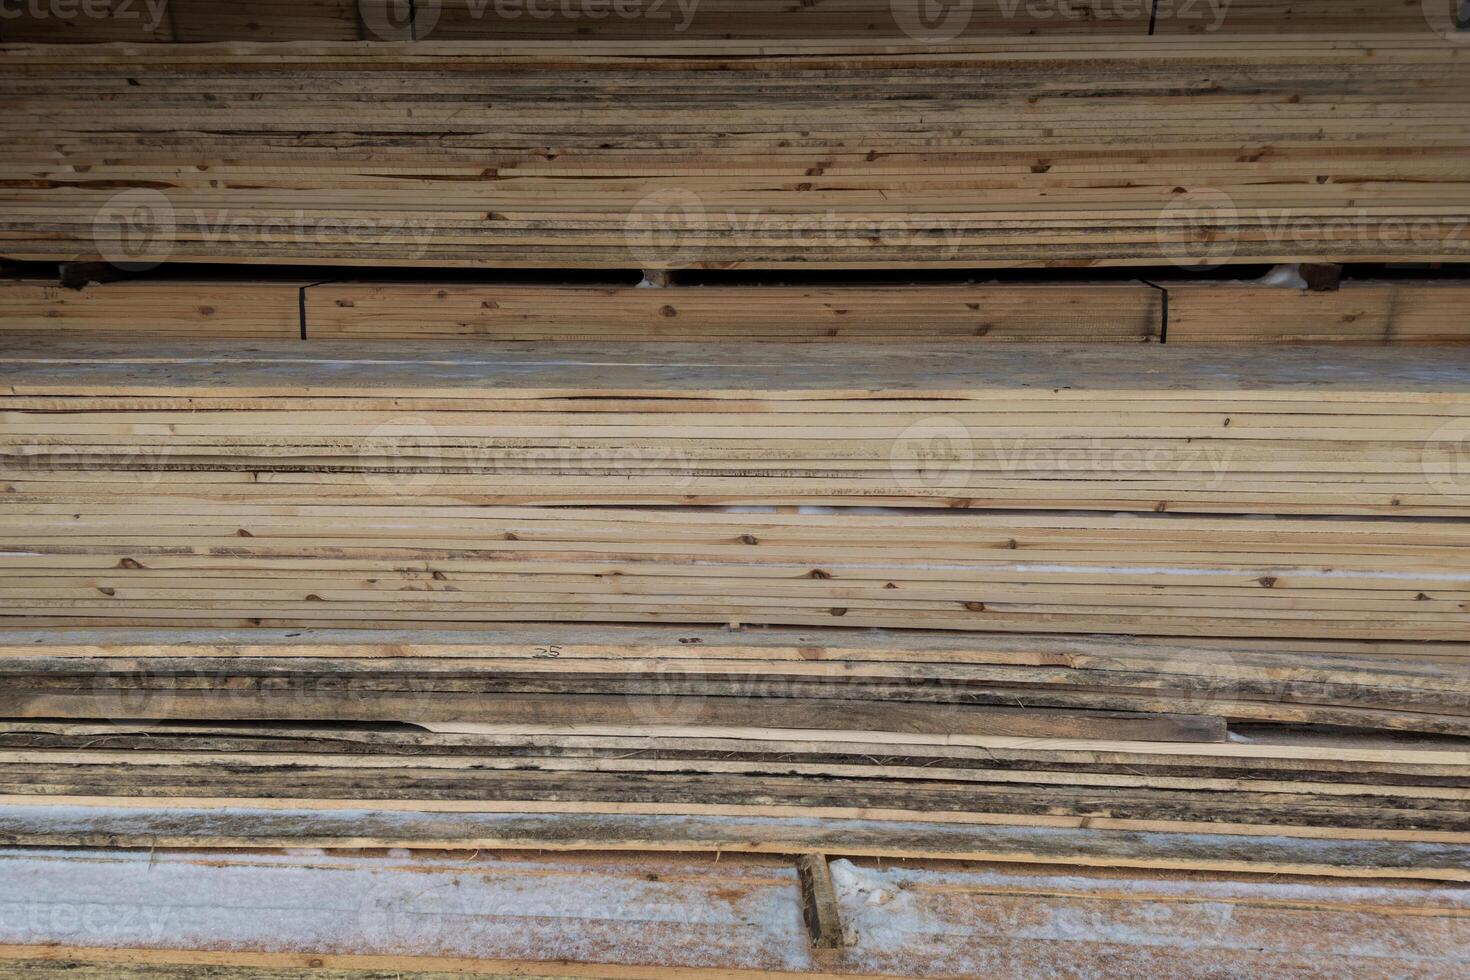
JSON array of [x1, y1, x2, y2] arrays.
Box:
[[796, 854, 847, 950], [304, 282, 1162, 343]]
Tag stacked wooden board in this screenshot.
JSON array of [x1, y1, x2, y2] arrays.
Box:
[[9, 625, 1470, 735], [1169, 280, 1470, 344], [2, 20, 1469, 970], [4, 336, 1468, 504], [14, 275, 1470, 344], [0, 626, 1466, 850], [8, 504, 1470, 636], [305, 278, 1470, 343], [305, 281, 1165, 343], [4, 337, 1469, 636], [4, 848, 1467, 978], [0, 0, 1456, 42], [3, 37, 1469, 269]]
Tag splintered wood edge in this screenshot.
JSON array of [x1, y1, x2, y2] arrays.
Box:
[[0, 945, 811, 980], [0, 801, 1465, 880]]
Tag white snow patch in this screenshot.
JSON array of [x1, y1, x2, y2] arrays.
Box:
[[1256, 264, 1309, 289]]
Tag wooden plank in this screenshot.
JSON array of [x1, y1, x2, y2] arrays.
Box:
[[0, 1, 1451, 44], [0, 688, 1229, 740], [796, 854, 847, 951], [305, 282, 1163, 343], [2, 625, 1467, 734], [0, 710, 1461, 837], [1168, 281, 1470, 344], [0, 279, 304, 339], [2, 803, 1469, 879], [6, 717, 1467, 768], [2, 847, 1467, 977], [6, 336, 1467, 399]]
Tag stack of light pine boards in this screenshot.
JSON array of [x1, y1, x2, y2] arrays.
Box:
[[4, 336, 1470, 636], [3, 35, 1470, 268]]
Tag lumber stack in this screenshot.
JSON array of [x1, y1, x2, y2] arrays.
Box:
[[4, 626, 1467, 736], [2, 337, 1469, 636], [3, 38, 1469, 270], [0, 626, 1466, 848], [6, 504, 1470, 637], [3, 336, 1468, 515], [2, 16, 1469, 962], [0, 1, 1455, 42], [0, 717, 1465, 841]]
